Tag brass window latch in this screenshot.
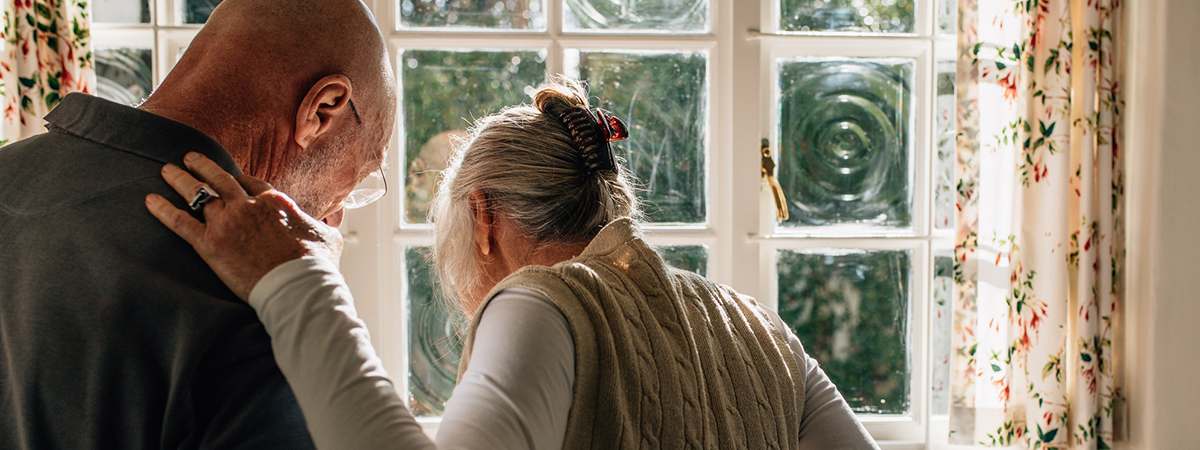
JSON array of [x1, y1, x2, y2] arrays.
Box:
[[760, 138, 789, 221]]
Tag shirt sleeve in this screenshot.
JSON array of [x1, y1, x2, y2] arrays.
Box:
[[248, 257, 435, 450], [436, 287, 575, 450], [760, 308, 881, 450]]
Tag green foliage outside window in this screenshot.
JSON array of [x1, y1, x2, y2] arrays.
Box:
[[399, 0, 544, 29], [776, 249, 911, 414], [780, 0, 915, 33], [575, 51, 707, 224], [186, 0, 222, 24], [401, 50, 547, 223]]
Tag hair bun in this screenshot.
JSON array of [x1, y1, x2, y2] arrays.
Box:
[[532, 77, 591, 115]]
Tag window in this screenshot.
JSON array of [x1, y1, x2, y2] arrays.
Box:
[[90, 0, 958, 445], [90, 0, 209, 106], [382, 0, 716, 424]]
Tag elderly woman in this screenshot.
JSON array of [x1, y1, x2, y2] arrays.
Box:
[[145, 79, 879, 450]]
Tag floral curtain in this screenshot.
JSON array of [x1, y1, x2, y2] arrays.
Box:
[[949, 0, 1123, 448], [0, 0, 93, 143]]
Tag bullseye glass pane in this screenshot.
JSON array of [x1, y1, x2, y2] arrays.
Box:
[[777, 248, 911, 414], [95, 48, 153, 106], [185, 0, 222, 23], [406, 246, 467, 417], [654, 245, 707, 276], [781, 0, 915, 34], [402, 49, 547, 224], [93, 0, 150, 23], [564, 0, 708, 32], [568, 50, 707, 224], [399, 0, 546, 30], [777, 57, 914, 231], [935, 61, 956, 230]]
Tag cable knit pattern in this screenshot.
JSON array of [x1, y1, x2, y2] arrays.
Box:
[[458, 218, 804, 450]]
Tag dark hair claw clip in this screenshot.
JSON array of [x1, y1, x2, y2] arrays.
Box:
[[553, 105, 629, 174]]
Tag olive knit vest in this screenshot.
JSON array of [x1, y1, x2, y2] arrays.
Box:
[[457, 219, 804, 450]]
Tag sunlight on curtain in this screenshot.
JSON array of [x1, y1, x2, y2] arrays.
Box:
[[949, 0, 1123, 448], [0, 0, 95, 143]]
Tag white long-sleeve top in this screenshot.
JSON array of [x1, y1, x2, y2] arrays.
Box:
[[248, 257, 878, 450]]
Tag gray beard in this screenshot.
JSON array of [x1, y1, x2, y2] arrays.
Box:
[[272, 149, 341, 217]]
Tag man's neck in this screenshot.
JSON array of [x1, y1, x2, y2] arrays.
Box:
[[138, 95, 288, 182], [139, 101, 225, 143]]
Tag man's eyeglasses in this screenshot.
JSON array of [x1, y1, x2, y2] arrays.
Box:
[[343, 99, 387, 210]]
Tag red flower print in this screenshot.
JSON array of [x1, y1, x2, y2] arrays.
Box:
[[999, 72, 1019, 102], [1028, 300, 1046, 333], [994, 376, 1010, 404]]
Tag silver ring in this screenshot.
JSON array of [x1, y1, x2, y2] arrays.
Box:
[[188, 186, 220, 211]]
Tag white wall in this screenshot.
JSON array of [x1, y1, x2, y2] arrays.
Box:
[[1122, 0, 1200, 448]]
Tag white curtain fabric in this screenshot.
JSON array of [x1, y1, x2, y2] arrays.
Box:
[[949, 0, 1123, 448]]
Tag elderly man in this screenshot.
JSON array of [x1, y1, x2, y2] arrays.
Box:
[[0, 0, 395, 448]]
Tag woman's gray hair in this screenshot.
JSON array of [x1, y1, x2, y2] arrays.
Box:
[[430, 77, 642, 309]]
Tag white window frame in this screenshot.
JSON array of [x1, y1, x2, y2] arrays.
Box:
[[757, 37, 933, 443], [733, 0, 956, 446], [87, 0, 963, 446], [91, 0, 205, 86], [367, 0, 725, 434]]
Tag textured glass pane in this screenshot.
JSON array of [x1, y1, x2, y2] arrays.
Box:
[[654, 245, 707, 276], [570, 50, 707, 224], [935, 61, 956, 230], [402, 50, 547, 224], [93, 0, 150, 23], [186, 0, 222, 23], [776, 248, 910, 414], [781, 0, 915, 33], [406, 246, 467, 417], [777, 58, 914, 230], [399, 0, 546, 30], [564, 0, 707, 32], [95, 48, 153, 106], [931, 250, 954, 415], [937, 0, 956, 35]]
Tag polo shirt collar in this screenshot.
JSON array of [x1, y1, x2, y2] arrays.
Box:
[[45, 93, 243, 176]]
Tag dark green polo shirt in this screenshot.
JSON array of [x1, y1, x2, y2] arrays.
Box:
[[0, 93, 316, 449]]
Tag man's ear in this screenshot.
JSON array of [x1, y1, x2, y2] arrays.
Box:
[[469, 189, 492, 257], [295, 74, 353, 150]]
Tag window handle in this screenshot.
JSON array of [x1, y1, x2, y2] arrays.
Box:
[[760, 138, 789, 221]]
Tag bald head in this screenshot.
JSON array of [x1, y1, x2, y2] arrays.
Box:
[[141, 0, 396, 222], [194, 0, 393, 117]]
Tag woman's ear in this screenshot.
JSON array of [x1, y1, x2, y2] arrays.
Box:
[[469, 189, 492, 257], [295, 74, 353, 150]]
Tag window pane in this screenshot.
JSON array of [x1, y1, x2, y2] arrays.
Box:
[[95, 48, 153, 106], [937, 0, 956, 35], [185, 0, 222, 23], [654, 245, 707, 276], [777, 58, 914, 231], [93, 0, 150, 23], [931, 249, 954, 415], [935, 61, 956, 230], [405, 246, 467, 417], [564, 0, 707, 32], [399, 0, 546, 30], [776, 248, 911, 414], [402, 49, 547, 224], [568, 50, 707, 224], [780, 0, 915, 34]]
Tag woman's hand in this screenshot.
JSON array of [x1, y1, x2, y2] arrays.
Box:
[[145, 152, 344, 301]]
